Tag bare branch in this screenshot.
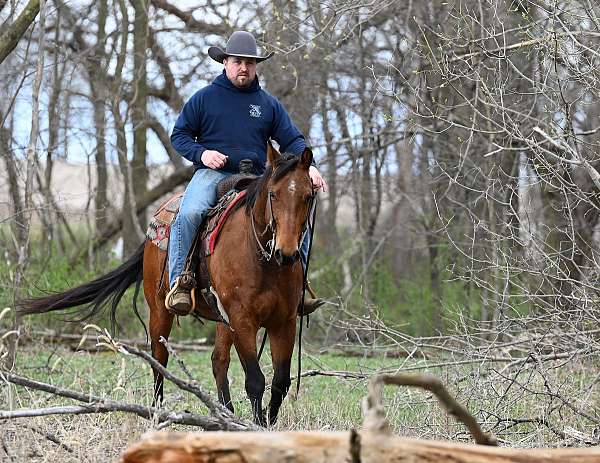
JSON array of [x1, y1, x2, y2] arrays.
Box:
[[364, 373, 497, 446], [0, 0, 40, 64]]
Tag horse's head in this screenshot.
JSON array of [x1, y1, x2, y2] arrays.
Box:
[[251, 142, 314, 266]]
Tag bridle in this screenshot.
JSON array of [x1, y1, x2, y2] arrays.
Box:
[[249, 169, 318, 399], [249, 178, 316, 263], [250, 188, 277, 261]]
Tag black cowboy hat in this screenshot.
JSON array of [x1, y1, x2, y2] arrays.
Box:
[[208, 31, 274, 63]]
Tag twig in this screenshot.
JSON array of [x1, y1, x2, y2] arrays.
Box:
[[0, 404, 119, 419], [18, 423, 74, 453], [114, 341, 236, 421], [364, 373, 498, 446], [532, 126, 600, 190], [293, 347, 595, 382], [293, 369, 368, 380], [447, 31, 600, 63], [4, 329, 257, 430], [22, 330, 211, 352], [160, 336, 196, 382], [0, 368, 255, 431]]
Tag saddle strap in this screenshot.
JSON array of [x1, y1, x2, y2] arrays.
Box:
[[182, 230, 229, 325], [198, 256, 230, 326]]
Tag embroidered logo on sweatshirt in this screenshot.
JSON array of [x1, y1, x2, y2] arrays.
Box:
[[249, 104, 262, 118]]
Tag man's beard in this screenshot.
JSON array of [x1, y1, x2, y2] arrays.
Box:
[[235, 74, 252, 87]]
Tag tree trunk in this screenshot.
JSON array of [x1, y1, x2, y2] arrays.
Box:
[[0, 0, 39, 64], [318, 74, 338, 254], [91, 0, 109, 242], [0, 120, 23, 257], [5, 0, 46, 369], [41, 11, 64, 256], [112, 100, 145, 257], [130, 0, 149, 244], [425, 228, 443, 332]]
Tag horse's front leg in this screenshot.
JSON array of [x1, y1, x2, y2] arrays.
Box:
[[233, 321, 266, 426], [212, 322, 234, 412], [266, 321, 295, 426]]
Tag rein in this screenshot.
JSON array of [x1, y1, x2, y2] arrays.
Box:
[[252, 178, 318, 383], [296, 192, 317, 397], [250, 190, 276, 261]]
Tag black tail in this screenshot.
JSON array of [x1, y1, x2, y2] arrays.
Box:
[[18, 243, 146, 333]]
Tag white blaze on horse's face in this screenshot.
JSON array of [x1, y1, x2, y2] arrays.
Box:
[[288, 180, 297, 194]]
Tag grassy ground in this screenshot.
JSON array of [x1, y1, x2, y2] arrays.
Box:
[[0, 334, 596, 462], [2, 333, 599, 461], [0, 342, 399, 462]]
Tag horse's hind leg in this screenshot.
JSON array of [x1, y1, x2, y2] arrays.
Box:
[[143, 244, 175, 407], [266, 320, 296, 426], [212, 322, 234, 412], [148, 295, 174, 407]]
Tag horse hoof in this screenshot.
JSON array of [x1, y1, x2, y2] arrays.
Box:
[[254, 408, 267, 427]]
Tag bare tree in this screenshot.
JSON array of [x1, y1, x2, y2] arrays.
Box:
[[0, 0, 39, 64], [5, 0, 46, 369]]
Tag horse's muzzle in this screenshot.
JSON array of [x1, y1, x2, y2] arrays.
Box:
[[274, 249, 300, 266]]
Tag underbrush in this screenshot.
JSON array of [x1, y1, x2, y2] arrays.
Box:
[[0, 232, 216, 342], [2, 338, 598, 461], [2, 227, 511, 341]]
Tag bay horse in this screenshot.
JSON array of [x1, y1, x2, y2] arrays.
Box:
[[18, 144, 315, 426]]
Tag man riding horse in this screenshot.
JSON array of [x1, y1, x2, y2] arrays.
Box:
[[166, 31, 327, 315]]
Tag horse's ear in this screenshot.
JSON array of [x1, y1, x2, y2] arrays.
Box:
[[267, 140, 281, 167], [300, 147, 313, 169]]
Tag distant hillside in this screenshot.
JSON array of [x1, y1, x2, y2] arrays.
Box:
[[0, 160, 361, 230], [0, 160, 179, 224]]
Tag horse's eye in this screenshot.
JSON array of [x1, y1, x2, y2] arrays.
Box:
[[269, 191, 276, 200]]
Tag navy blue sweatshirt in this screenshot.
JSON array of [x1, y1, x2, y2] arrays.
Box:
[[171, 71, 306, 174]]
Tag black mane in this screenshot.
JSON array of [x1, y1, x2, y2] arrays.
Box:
[[240, 153, 301, 213]]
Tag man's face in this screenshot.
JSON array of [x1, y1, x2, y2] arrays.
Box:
[[224, 56, 257, 88]]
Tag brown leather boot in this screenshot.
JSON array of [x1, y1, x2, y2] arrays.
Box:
[[165, 277, 194, 316], [301, 297, 325, 316], [299, 281, 325, 315]]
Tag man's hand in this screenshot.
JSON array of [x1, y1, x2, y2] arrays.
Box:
[[309, 166, 327, 192], [201, 150, 228, 169]]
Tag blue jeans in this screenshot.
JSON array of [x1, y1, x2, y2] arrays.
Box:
[[169, 169, 232, 287], [168, 168, 312, 288], [299, 223, 311, 271]]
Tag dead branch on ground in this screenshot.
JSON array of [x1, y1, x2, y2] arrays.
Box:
[[363, 373, 497, 446], [0, 332, 259, 431], [19, 329, 210, 353], [0, 367, 256, 431]]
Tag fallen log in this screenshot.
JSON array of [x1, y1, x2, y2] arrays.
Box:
[[121, 430, 600, 463], [121, 372, 600, 463]]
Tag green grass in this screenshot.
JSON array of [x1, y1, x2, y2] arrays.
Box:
[[3, 335, 600, 462], [5, 339, 452, 438], [7, 343, 398, 429], [2, 342, 404, 460]]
